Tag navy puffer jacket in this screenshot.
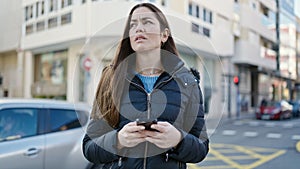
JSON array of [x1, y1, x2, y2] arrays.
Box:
[[82, 52, 209, 169]]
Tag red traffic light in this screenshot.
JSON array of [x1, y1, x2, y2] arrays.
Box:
[[233, 76, 239, 85]]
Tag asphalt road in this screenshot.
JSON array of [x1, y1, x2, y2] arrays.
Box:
[[189, 115, 300, 169]]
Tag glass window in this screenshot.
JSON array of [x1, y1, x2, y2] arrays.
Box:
[[38, 50, 67, 84], [48, 17, 57, 28], [203, 27, 210, 37], [192, 23, 199, 33], [188, 3, 193, 15], [36, 2, 39, 17], [37, 21, 45, 32], [61, 13, 72, 25], [62, 0, 72, 8], [26, 24, 34, 35], [49, 109, 87, 132], [36, 1, 45, 17], [41, 1, 45, 14], [0, 109, 38, 142], [203, 8, 213, 23], [49, 0, 58, 12], [25, 5, 33, 21], [196, 5, 199, 18]]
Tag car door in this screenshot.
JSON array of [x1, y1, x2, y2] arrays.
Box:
[[44, 108, 89, 169], [0, 108, 45, 169]]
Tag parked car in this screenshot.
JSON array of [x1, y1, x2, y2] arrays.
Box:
[[256, 100, 293, 120], [288, 100, 300, 118], [0, 98, 94, 169]]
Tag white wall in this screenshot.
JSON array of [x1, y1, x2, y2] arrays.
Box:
[[0, 0, 22, 52], [239, 3, 276, 42], [234, 39, 276, 69]]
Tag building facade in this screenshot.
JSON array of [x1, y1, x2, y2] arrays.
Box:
[[0, 0, 23, 97], [2, 0, 299, 119], [14, 0, 235, 120], [232, 0, 298, 117]]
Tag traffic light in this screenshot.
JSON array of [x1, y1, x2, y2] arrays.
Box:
[[233, 76, 239, 86]]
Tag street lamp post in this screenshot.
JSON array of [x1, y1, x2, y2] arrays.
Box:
[[275, 0, 280, 72]]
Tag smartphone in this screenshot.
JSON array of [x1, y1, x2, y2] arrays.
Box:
[[136, 119, 158, 131]]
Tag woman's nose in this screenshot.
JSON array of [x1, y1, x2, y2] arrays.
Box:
[[136, 22, 145, 33]]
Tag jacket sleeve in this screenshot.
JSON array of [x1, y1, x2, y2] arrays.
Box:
[[82, 118, 121, 164], [169, 83, 209, 163]]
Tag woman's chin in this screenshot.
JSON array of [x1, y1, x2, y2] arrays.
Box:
[[134, 47, 160, 53]]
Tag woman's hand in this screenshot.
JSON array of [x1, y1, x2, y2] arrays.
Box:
[[117, 122, 146, 149], [143, 122, 182, 149]]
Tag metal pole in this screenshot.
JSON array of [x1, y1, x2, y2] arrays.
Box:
[[236, 85, 240, 119], [228, 75, 231, 118], [276, 0, 280, 72]]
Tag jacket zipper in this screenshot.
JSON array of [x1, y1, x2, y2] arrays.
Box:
[[125, 67, 184, 169], [125, 79, 150, 169], [143, 93, 152, 169]]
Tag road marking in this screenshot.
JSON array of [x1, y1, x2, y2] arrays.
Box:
[[292, 135, 300, 140], [249, 121, 260, 126], [246, 149, 286, 169], [209, 148, 245, 169], [243, 132, 258, 137], [222, 130, 236, 136], [202, 144, 286, 169], [233, 121, 244, 125], [266, 133, 282, 139], [282, 123, 293, 128], [265, 122, 276, 127], [296, 141, 300, 153]]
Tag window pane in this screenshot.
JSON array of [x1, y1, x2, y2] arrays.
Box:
[[61, 13, 72, 25], [25, 5, 34, 21], [36, 2, 39, 17], [41, 1, 45, 14], [49, 109, 82, 132], [48, 17, 57, 28], [49, 0, 57, 12], [0, 109, 38, 142], [192, 23, 199, 33], [203, 27, 210, 37], [196, 5, 199, 18], [26, 24, 34, 35], [37, 21, 45, 31]]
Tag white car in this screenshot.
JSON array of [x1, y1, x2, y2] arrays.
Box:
[[0, 99, 94, 169]]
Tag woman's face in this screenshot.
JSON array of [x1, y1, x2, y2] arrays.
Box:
[[129, 7, 165, 52]]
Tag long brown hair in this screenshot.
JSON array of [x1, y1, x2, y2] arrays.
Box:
[[91, 3, 179, 128]]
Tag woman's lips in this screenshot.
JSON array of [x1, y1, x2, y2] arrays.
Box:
[[135, 35, 147, 42]]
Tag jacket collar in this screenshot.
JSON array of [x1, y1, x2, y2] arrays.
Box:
[[125, 50, 185, 80]]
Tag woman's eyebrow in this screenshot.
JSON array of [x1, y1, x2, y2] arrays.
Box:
[[130, 17, 155, 22]]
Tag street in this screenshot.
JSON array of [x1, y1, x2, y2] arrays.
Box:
[[189, 115, 300, 169]]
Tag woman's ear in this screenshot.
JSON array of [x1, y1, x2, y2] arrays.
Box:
[[161, 28, 170, 43]]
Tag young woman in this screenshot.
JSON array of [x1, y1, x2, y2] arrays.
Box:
[[82, 3, 209, 169]]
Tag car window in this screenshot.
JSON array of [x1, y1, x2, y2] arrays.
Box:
[[0, 108, 38, 142], [49, 109, 87, 132]]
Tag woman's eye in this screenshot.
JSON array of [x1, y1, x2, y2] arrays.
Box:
[[130, 23, 137, 28], [144, 20, 153, 24]]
